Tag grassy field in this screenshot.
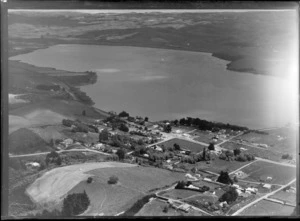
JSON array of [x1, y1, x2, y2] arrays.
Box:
[[194, 157, 253, 174], [159, 138, 206, 153], [26, 162, 185, 215], [9, 128, 53, 154], [159, 189, 200, 200], [183, 193, 218, 205], [240, 161, 296, 185], [269, 190, 296, 205], [221, 141, 284, 162], [233, 128, 297, 157], [135, 198, 205, 216], [239, 199, 295, 216], [191, 130, 222, 144]]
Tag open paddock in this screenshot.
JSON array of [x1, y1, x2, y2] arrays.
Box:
[[159, 189, 200, 200], [135, 198, 205, 216], [159, 138, 206, 153], [269, 190, 296, 205], [183, 193, 218, 205], [239, 199, 295, 216], [221, 142, 283, 162], [240, 160, 296, 185]]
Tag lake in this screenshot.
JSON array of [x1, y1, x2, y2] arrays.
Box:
[[10, 44, 298, 129]]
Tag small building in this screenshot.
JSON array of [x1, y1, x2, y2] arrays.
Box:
[[219, 201, 228, 208], [26, 162, 40, 169], [266, 176, 273, 181], [143, 154, 149, 158], [203, 178, 212, 182], [263, 184, 272, 189]]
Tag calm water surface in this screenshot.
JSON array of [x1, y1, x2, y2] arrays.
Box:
[[10, 44, 297, 129]]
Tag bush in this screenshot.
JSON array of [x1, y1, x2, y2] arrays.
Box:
[[217, 171, 233, 185], [175, 180, 186, 189], [208, 143, 215, 151], [87, 177, 93, 184], [236, 153, 247, 162], [119, 123, 129, 132], [282, 153, 293, 160], [163, 206, 169, 213], [61, 191, 90, 216], [219, 187, 238, 204], [233, 148, 241, 156], [108, 175, 119, 184]]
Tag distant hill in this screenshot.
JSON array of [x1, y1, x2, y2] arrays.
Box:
[[9, 128, 53, 155]]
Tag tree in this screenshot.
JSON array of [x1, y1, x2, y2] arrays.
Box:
[[108, 175, 119, 184], [99, 129, 109, 142], [118, 111, 129, 118], [144, 117, 149, 122], [233, 148, 241, 156], [217, 171, 233, 185], [82, 110, 86, 116], [236, 153, 247, 162], [61, 191, 90, 216], [116, 148, 126, 161], [173, 119, 179, 126], [119, 123, 129, 132], [233, 176, 238, 183], [174, 143, 181, 151], [191, 167, 197, 174], [163, 124, 172, 133], [87, 177, 93, 184], [175, 180, 186, 189], [208, 143, 215, 151], [163, 205, 169, 213], [219, 187, 238, 204], [179, 118, 186, 125]]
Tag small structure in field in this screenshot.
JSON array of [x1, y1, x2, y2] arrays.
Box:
[[263, 184, 272, 189], [25, 162, 40, 169]]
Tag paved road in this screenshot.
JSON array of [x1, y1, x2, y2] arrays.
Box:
[[231, 178, 296, 216], [9, 148, 111, 158]]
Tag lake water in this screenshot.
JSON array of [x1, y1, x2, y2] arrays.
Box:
[[10, 44, 298, 129]]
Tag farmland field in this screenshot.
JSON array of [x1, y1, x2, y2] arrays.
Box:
[[239, 161, 296, 185], [28, 162, 185, 215], [220, 141, 284, 162], [159, 189, 200, 200], [135, 198, 204, 216], [159, 138, 206, 153], [195, 157, 254, 174], [183, 193, 218, 204], [269, 190, 296, 205], [239, 199, 295, 216], [192, 130, 223, 144]]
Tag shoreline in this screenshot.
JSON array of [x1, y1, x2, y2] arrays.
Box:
[[9, 40, 275, 78], [8, 43, 288, 129]]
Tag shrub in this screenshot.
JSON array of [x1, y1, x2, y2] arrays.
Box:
[[208, 143, 215, 151], [163, 206, 169, 213], [282, 153, 293, 160], [61, 191, 90, 216], [108, 175, 118, 184], [119, 123, 129, 132], [219, 187, 238, 204], [219, 153, 227, 160], [87, 177, 93, 184], [233, 148, 241, 156], [175, 180, 186, 189], [217, 171, 233, 185]]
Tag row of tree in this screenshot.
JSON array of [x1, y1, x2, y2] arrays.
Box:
[[173, 117, 248, 131]]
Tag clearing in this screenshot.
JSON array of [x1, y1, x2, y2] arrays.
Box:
[[239, 199, 295, 216], [239, 160, 296, 185], [159, 138, 206, 153]]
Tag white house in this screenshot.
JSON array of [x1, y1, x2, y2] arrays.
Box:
[[263, 184, 272, 189], [26, 162, 40, 169]]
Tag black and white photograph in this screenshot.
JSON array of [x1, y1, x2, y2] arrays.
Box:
[[2, 0, 299, 218]]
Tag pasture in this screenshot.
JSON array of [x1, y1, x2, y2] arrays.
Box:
[[269, 190, 296, 205], [159, 189, 200, 200], [26, 162, 185, 215], [240, 161, 296, 185], [240, 199, 295, 216], [135, 198, 204, 216], [159, 138, 206, 153]]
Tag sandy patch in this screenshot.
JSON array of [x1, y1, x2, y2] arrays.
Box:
[[26, 162, 136, 205]]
